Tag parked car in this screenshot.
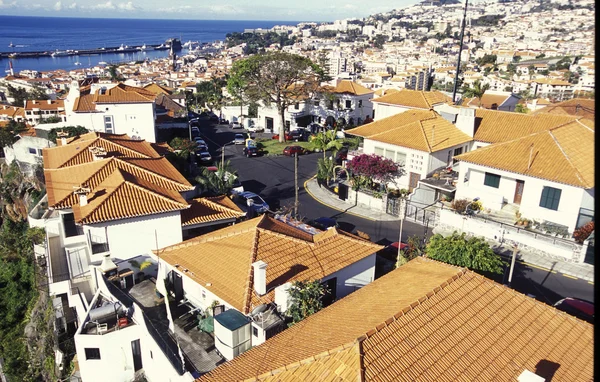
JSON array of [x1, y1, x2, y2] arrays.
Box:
[[553, 297, 594, 324], [234, 134, 246, 145], [209, 114, 219, 122], [290, 129, 310, 141], [219, 118, 229, 124], [247, 125, 264, 133], [233, 191, 269, 214], [243, 146, 260, 157], [272, 132, 294, 141], [335, 147, 349, 164], [283, 145, 307, 156], [231, 122, 243, 129], [307, 217, 339, 231], [196, 151, 212, 164], [191, 127, 200, 138], [194, 137, 208, 150], [377, 242, 409, 262]]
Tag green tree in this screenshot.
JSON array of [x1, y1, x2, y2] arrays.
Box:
[[462, 80, 490, 107], [227, 52, 325, 142], [310, 129, 343, 160], [6, 84, 49, 107], [107, 65, 124, 81], [286, 280, 328, 326], [476, 54, 497, 66], [426, 232, 505, 274], [316, 157, 335, 187], [47, 125, 88, 144], [0, 120, 28, 148], [195, 160, 238, 196], [514, 104, 529, 113], [396, 235, 425, 268]]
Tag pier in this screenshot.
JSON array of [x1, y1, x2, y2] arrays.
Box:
[[1, 38, 182, 59]]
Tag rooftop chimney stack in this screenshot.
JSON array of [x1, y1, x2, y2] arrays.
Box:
[[252, 260, 268, 296], [73, 185, 91, 206], [56, 130, 69, 146], [47, 99, 52, 105], [455, 107, 476, 137], [99, 253, 118, 274], [89, 146, 107, 161]]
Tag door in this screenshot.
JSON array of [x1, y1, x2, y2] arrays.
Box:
[[408, 172, 420, 192], [131, 339, 142, 372], [265, 117, 274, 131], [513, 180, 525, 204]]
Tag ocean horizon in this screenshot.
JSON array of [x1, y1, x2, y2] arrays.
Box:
[[0, 15, 306, 72]]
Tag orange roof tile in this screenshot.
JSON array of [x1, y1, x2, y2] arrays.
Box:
[[93, 83, 156, 104], [24, 99, 65, 111], [372, 89, 451, 109], [157, 215, 382, 314], [473, 108, 579, 144], [348, 109, 472, 153], [181, 196, 245, 226], [143, 83, 174, 96], [0, 105, 25, 119], [330, 80, 373, 96], [199, 258, 593, 382], [457, 120, 594, 188], [73, 168, 188, 224], [532, 98, 595, 120], [465, 93, 510, 109]]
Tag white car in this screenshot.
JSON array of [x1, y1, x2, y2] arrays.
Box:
[[231, 122, 243, 129], [246, 125, 264, 133], [234, 134, 246, 145]]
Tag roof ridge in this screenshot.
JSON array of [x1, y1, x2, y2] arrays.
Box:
[[418, 120, 432, 152], [121, 170, 189, 208], [118, 157, 193, 189], [257, 227, 312, 245], [243, 226, 263, 314], [575, 118, 595, 133], [547, 130, 588, 187], [420, 90, 429, 108], [357, 260, 469, 342], [77, 168, 128, 223]]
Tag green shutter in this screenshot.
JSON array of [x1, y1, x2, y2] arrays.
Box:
[[484, 172, 500, 188], [540, 187, 561, 210]]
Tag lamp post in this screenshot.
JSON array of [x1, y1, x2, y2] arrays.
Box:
[[397, 197, 408, 263], [507, 244, 519, 286]]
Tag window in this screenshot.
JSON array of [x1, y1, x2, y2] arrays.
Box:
[[104, 115, 114, 134], [374, 147, 384, 156], [484, 172, 501, 188], [28, 147, 37, 154], [358, 100, 363, 108], [396, 152, 406, 165], [294, 103, 299, 110], [539, 186, 561, 211], [384, 149, 395, 160], [201, 290, 206, 299], [345, 100, 352, 109], [252, 326, 258, 337], [85, 348, 101, 360], [313, 100, 320, 106]]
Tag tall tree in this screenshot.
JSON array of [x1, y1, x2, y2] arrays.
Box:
[[310, 129, 342, 160], [195, 160, 238, 196], [0, 120, 28, 148], [426, 232, 505, 274], [227, 52, 325, 142], [286, 280, 328, 326], [462, 80, 490, 107]]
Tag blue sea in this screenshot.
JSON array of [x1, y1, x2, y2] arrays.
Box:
[[0, 16, 302, 73]]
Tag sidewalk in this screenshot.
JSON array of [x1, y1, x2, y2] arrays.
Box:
[[305, 177, 594, 283], [433, 226, 594, 283], [304, 178, 398, 222]]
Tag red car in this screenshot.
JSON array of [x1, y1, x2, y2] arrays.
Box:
[[283, 145, 306, 156], [272, 133, 294, 141]]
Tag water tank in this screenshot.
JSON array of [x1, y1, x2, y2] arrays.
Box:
[[88, 302, 123, 324]]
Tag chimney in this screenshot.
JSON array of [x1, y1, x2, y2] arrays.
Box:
[[455, 107, 476, 137], [89, 146, 107, 161], [47, 99, 52, 105], [73, 185, 91, 206], [32, 100, 36, 104], [56, 130, 69, 146], [517, 370, 545, 382], [99, 253, 118, 274], [252, 260, 268, 295], [274, 282, 292, 313]]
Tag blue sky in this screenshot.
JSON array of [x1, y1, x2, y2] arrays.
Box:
[[0, 0, 419, 21]]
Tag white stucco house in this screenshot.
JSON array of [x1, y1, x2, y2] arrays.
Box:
[[256, 80, 374, 132], [24, 99, 66, 125], [63, 81, 159, 142], [454, 118, 594, 234], [153, 214, 383, 359], [2, 127, 55, 176]]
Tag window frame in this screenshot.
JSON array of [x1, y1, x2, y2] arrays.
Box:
[[28, 147, 37, 155], [539, 186, 561, 211], [85, 348, 101, 360], [483, 172, 501, 188], [104, 115, 114, 134]]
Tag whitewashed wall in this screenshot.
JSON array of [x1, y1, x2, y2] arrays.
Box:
[[372, 103, 413, 120], [456, 162, 588, 232], [322, 253, 376, 297], [3, 135, 54, 172], [89, 211, 183, 263]]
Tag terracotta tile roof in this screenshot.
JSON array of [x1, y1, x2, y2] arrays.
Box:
[[150, 142, 173, 156], [532, 98, 595, 120], [373, 88, 400, 97], [473, 109, 579, 144], [93, 83, 156, 104], [45, 156, 193, 209], [465, 93, 510, 109], [157, 215, 382, 314], [372, 89, 451, 109], [73, 168, 189, 224], [24, 99, 65, 110], [457, 120, 594, 188], [143, 83, 174, 96], [199, 258, 593, 382], [181, 196, 245, 226], [348, 109, 472, 153], [72, 93, 97, 113], [0, 105, 25, 119], [43, 135, 162, 169], [330, 80, 374, 96]]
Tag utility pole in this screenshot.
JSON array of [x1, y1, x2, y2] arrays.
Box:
[[221, 145, 225, 169], [507, 244, 519, 286], [452, 0, 469, 103], [294, 152, 299, 218], [397, 198, 408, 261]]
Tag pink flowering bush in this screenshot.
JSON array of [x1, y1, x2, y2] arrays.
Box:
[[347, 154, 401, 191]]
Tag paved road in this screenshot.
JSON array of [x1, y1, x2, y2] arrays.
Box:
[[197, 122, 595, 305]]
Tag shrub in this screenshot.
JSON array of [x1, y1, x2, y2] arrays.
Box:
[[451, 198, 470, 213], [573, 221, 594, 244]]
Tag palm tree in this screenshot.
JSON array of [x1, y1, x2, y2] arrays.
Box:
[[195, 161, 238, 196], [310, 129, 343, 160], [316, 158, 335, 187], [463, 80, 490, 107]]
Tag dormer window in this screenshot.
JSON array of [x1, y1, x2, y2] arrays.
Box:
[[99, 87, 107, 95]]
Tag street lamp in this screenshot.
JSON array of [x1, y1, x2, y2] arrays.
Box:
[[397, 197, 408, 263]]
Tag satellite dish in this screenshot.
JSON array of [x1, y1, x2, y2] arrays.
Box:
[[250, 304, 268, 316]]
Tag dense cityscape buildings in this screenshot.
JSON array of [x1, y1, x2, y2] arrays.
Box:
[[0, 0, 594, 381]]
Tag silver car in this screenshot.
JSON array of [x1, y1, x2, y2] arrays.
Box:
[[234, 134, 245, 145]]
